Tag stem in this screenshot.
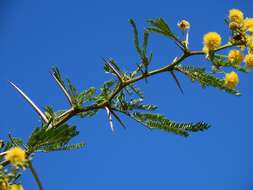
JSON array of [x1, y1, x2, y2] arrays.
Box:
[[53, 42, 241, 127], [28, 161, 44, 190]]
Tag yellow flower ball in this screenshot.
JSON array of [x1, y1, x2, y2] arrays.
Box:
[[203, 32, 222, 50], [245, 54, 253, 67], [177, 20, 190, 30], [228, 49, 244, 64], [5, 147, 26, 166], [224, 71, 239, 89], [10, 184, 24, 190], [229, 9, 244, 24], [248, 41, 253, 54], [0, 180, 8, 190], [243, 18, 253, 31]]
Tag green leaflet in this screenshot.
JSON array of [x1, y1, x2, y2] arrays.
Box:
[[42, 142, 85, 152], [129, 19, 152, 76], [130, 112, 210, 137], [146, 18, 177, 39], [27, 123, 79, 153], [126, 84, 144, 98], [52, 67, 97, 109], [4, 137, 24, 151], [213, 54, 250, 73], [176, 65, 241, 96]]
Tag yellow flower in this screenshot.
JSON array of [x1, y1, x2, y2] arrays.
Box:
[[203, 32, 222, 50], [228, 49, 244, 64], [5, 147, 26, 166], [224, 71, 239, 89], [177, 20, 190, 30], [245, 54, 253, 67], [229, 9, 244, 24], [10, 184, 24, 190], [0, 180, 8, 190], [248, 40, 253, 54], [202, 46, 209, 54], [243, 18, 253, 31]]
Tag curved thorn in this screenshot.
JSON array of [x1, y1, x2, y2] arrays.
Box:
[[105, 106, 114, 132], [8, 81, 48, 123]]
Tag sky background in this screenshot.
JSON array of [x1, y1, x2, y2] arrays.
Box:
[[0, 0, 253, 189]]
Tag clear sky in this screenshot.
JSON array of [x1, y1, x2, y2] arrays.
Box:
[[0, 0, 253, 189]]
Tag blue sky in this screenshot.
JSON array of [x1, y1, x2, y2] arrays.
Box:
[[0, 0, 253, 189]]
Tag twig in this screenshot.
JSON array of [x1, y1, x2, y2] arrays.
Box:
[[28, 161, 44, 190]]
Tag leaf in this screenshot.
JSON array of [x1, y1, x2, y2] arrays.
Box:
[[130, 112, 210, 137], [27, 123, 79, 153], [4, 137, 24, 151], [129, 18, 142, 56], [147, 18, 176, 39], [124, 98, 157, 111], [43, 142, 85, 152], [176, 66, 240, 96], [126, 84, 144, 98]]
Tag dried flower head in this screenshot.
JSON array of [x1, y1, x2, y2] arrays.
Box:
[[229, 22, 240, 31], [178, 20, 190, 30]]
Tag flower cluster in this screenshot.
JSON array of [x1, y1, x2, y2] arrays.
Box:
[[202, 9, 253, 89], [0, 147, 26, 190]]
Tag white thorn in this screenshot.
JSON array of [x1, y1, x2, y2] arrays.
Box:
[[105, 107, 114, 132], [9, 81, 48, 123]]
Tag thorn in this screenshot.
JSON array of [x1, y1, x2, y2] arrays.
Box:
[[105, 106, 114, 132], [102, 58, 123, 82], [172, 57, 178, 63], [8, 81, 48, 123], [50, 71, 72, 106], [108, 108, 126, 129], [170, 71, 184, 94], [185, 31, 189, 48]]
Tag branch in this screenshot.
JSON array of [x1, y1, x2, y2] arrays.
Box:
[[52, 41, 242, 126], [28, 161, 44, 190]]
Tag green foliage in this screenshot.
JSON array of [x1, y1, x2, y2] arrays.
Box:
[[175, 65, 241, 96], [130, 112, 210, 137], [146, 18, 179, 41], [147, 18, 174, 37], [27, 123, 80, 153], [52, 67, 97, 109], [42, 142, 85, 152], [129, 19, 152, 75], [4, 137, 24, 151], [126, 84, 144, 98], [213, 54, 250, 73]]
